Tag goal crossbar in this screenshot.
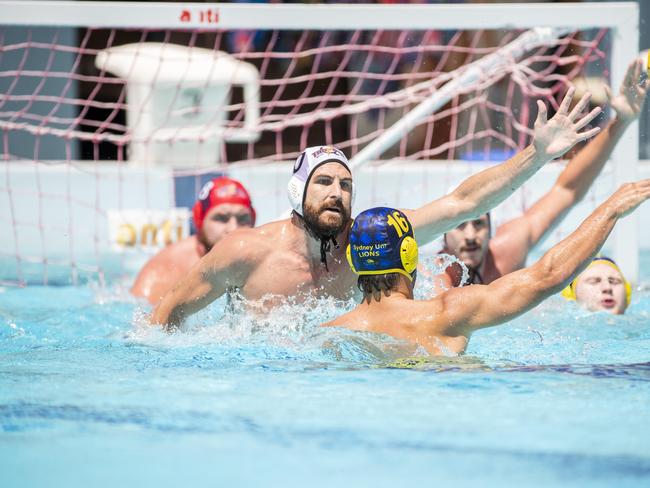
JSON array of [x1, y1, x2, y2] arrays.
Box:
[[0, 2, 639, 31]]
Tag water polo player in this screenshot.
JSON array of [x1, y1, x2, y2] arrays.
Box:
[[324, 180, 650, 355], [438, 58, 648, 289], [561, 257, 632, 314], [151, 88, 603, 330], [132, 176, 256, 304]]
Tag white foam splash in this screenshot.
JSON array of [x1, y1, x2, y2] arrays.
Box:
[[414, 253, 470, 299], [125, 254, 470, 360], [127, 290, 421, 363]]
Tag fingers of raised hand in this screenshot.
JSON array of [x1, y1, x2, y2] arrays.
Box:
[[634, 180, 650, 205], [637, 178, 650, 193], [633, 59, 641, 84], [568, 92, 592, 122], [622, 59, 637, 89], [535, 100, 548, 126], [622, 179, 650, 204], [574, 106, 601, 131], [576, 126, 601, 142], [626, 59, 647, 93], [604, 84, 613, 102], [558, 86, 576, 115], [634, 79, 649, 104]]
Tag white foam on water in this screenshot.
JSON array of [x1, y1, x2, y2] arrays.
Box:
[[123, 252, 474, 361], [414, 253, 470, 299], [127, 290, 425, 363]]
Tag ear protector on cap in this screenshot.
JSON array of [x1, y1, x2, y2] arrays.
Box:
[[346, 243, 356, 273], [400, 236, 418, 274]]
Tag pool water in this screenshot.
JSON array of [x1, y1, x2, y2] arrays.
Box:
[[1, 252, 650, 487]]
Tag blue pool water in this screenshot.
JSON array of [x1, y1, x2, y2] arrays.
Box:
[[1, 253, 650, 487]]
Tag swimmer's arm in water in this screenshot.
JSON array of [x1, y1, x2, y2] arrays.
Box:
[[496, 59, 649, 254], [433, 180, 650, 334], [403, 89, 602, 245], [150, 232, 256, 331]]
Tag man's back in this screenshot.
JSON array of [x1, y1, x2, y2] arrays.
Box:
[[324, 293, 469, 355]]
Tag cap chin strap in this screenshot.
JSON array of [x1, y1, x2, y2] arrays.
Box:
[[319, 236, 338, 272], [293, 211, 339, 271]]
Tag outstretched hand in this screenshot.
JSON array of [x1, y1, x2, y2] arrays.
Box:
[[608, 179, 650, 219], [533, 87, 602, 160], [605, 58, 649, 123]]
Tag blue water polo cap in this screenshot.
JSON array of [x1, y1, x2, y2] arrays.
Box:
[[346, 207, 419, 281]]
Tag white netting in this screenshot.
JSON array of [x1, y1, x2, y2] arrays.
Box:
[[0, 20, 613, 285], [1, 26, 610, 162]]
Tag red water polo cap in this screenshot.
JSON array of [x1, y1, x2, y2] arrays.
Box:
[[192, 177, 256, 231]]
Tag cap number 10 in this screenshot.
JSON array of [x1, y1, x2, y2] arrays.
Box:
[[387, 212, 409, 237]]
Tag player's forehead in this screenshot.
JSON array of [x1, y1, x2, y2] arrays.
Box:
[[311, 162, 352, 180], [580, 263, 623, 281], [205, 202, 252, 217], [453, 213, 489, 230]]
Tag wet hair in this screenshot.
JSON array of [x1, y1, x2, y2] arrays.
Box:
[[358, 273, 399, 303], [357, 270, 421, 304]]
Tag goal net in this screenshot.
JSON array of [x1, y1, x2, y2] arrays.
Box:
[[0, 2, 639, 285]]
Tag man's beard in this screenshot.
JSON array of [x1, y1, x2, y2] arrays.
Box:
[[302, 200, 350, 240]]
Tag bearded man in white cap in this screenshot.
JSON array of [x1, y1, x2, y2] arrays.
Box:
[[152, 89, 601, 329]]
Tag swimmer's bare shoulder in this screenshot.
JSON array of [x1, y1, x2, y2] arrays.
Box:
[[131, 236, 200, 303], [213, 218, 292, 267], [193, 221, 280, 282]]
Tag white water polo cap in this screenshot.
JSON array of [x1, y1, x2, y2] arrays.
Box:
[[288, 145, 354, 216]]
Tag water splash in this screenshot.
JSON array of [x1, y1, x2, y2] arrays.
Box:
[[128, 289, 427, 365], [127, 252, 471, 360], [414, 253, 470, 299]]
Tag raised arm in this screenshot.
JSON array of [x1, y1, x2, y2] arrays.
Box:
[[502, 59, 648, 249], [150, 232, 255, 331], [404, 88, 602, 245], [437, 179, 650, 334]]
